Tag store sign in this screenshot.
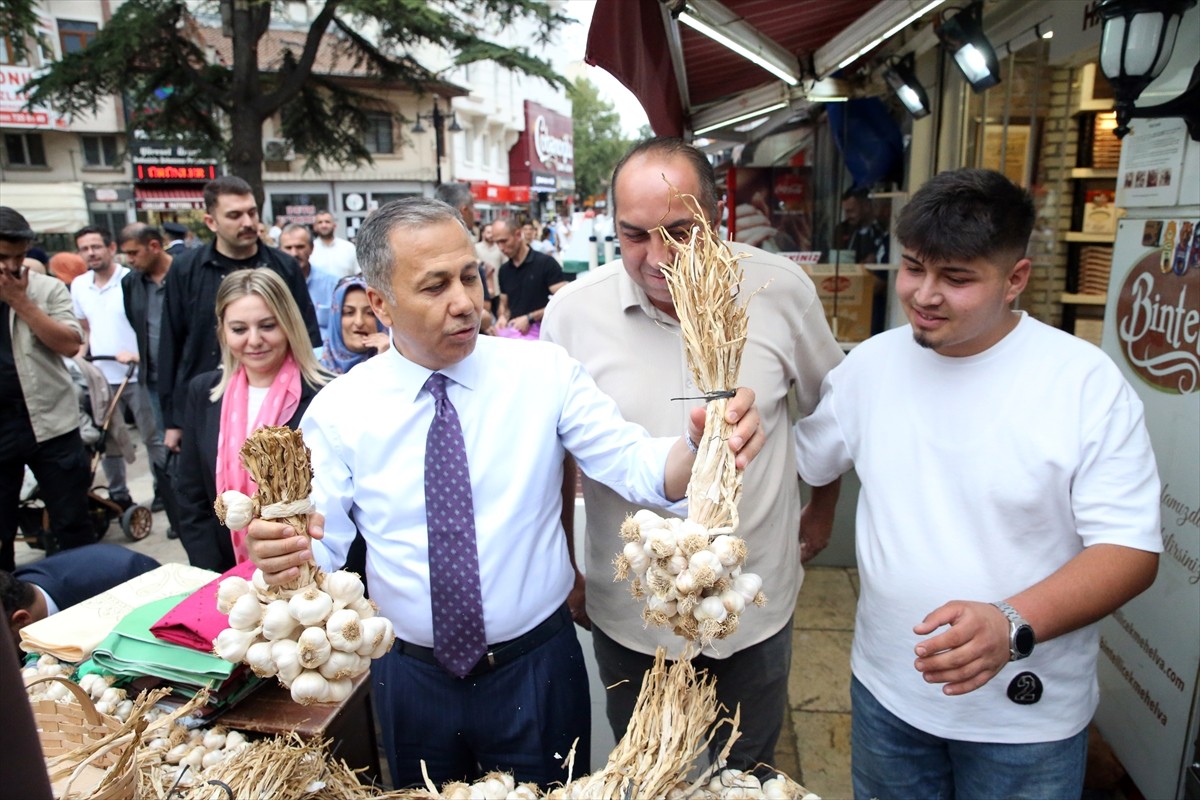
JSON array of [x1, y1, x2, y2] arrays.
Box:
[[0, 66, 68, 130], [533, 114, 573, 175], [1096, 216, 1200, 800], [134, 163, 219, 182], [1114, 227, 1200, 394], [509, 101, 573, 188], [284, 205, 317, 225]]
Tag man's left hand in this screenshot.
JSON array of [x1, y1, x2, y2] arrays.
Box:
[[686, 386, 765, 469], [568, 569, 590, 630], [912, 600, 1012, 695]]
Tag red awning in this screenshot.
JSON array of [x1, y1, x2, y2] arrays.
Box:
[[134, 187, 205, 211], [586, 0, 887, 138]]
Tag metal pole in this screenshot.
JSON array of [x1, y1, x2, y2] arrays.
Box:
[[432, 99, 445, 185]]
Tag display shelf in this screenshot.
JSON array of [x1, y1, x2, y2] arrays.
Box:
[[1060, 292, 1107, 306], [1064, 231, 1116, 243]]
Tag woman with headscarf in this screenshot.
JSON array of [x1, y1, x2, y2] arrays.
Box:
[[319, 275, 390, 375], [176, 269, 332, 572]]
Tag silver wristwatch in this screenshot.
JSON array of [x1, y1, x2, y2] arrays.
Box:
[[991, 601, 1036, 661]]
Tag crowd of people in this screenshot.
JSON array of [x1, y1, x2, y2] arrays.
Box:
[[0, 138, 1163, 797]]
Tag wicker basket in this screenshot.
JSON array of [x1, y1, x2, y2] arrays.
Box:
[[27, 675, 140, 800]]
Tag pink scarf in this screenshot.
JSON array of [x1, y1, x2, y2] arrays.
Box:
[[215, 352, 303, 562]]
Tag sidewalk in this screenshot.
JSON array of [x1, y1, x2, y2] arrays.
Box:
[[775, 567, 856, 798]]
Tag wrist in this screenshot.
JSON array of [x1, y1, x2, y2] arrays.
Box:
[[991, 600, 1036, 661]]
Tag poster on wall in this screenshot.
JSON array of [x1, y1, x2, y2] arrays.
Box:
[[1095, 216, 1200, 800], [726, 167, 813, 254], [1116, 119, 1188, 208]]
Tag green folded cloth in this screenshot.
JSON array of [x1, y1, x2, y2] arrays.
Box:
[[90, 594, 235, 690]]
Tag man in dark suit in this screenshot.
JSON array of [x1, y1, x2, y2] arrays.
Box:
[[1, 543, 159, 646]]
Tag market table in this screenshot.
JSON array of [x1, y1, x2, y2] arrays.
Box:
[[216, 670, 381, 784]]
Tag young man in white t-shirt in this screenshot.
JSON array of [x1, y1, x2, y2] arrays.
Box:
[[794, 168, 1162, 798]]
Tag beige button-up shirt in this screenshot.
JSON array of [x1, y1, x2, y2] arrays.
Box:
[[10, 272, 83, 442]]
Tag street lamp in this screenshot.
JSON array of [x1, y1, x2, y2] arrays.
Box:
[[1096, 0, 1199, 139], [411, 97, 463, 184]]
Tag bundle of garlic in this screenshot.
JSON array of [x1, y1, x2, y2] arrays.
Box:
[[613, 188, 766, 647], [614, 508, 766, 643], [211, 426, 395, 704]]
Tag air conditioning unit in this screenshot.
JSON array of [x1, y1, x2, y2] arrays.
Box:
[[263, 139, 295, 161]]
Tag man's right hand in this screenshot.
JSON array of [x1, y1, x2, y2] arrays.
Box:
[[164, 428, 183, 453], [246, 512, 325, 585]]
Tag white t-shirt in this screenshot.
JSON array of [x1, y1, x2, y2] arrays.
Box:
[[246, 385, 270, 436], [794, 313, 1162, 743], [70, 266, 139, 385], [309, 237, 358, 278]]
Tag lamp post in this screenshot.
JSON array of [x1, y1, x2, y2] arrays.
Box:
[[411, 97, 463, 184]]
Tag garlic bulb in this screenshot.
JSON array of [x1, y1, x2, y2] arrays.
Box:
[[297, 626, 332, 669], [289, 668, 328, 705], [218, 489, 255, 530], [322, 570, 365, 608], [288, 584, 333, 627], [323, 676, 352, 703], [245, 640, 277, 677], [216, 575, 252, 615], [318, 649, 364, 681], [325, 609, 363, 653], [271, 638, 303, 684], [227, 591, 264, 631], [261, 598, 299, 641], [213, 627, 259, 662]]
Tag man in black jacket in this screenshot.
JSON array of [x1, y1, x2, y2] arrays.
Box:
[[158, 176, 320, 453], [119, 223, 181, 534]]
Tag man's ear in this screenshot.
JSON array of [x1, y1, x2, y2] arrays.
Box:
[[10, 608, 32, 633], [1007, 258, 1032, 302], [366, 286, 394, 329]]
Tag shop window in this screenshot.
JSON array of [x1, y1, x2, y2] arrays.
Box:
[[363, 113, 394, 154], [82, 134, 120, 168], [57, 19, 98, 54], [90, 209, 126, 236], [268, 193, 329, 227], [4, 132, 46, 167]]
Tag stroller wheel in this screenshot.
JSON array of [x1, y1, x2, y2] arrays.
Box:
[[121, 505, 153, 541]]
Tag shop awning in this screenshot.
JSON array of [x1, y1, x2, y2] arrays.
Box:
[[134, 187, 206, 211], [0, 181, 89, 234], [586, 0, 943, 140]]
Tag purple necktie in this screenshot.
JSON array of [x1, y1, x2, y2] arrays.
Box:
[[423, 373, 487, 678]]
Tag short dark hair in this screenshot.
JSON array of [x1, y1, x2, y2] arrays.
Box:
[[203, 175, 255, 213], [0, 206, 35, 244], [611, 137, 718, 221], [119, 223, 163, 247], [842, 188, 870, 203], [0, 571, 35, 618], [895, 169, 1034, 265], [74, 225, 113, 246]]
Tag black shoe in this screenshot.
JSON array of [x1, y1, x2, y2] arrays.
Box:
[[167, 527, 179, 540], [112, 494, 134, 512], [151, 495, 166, 513]]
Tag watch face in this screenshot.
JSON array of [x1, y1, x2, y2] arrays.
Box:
[[1015, 625, 1035, 656]]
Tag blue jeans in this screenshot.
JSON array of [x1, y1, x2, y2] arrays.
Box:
[[851, 675, 1087, 800]]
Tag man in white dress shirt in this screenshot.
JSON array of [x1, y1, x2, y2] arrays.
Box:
[[245, 198, 765, 790]]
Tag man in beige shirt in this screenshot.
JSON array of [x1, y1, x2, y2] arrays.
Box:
[[0, 207, 92, 569], [541, 138, 844, 770]]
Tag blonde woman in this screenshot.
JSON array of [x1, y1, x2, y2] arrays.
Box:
[[176, 269, 331, 572]]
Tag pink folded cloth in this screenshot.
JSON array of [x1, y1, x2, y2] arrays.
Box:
[[151, 560, 257, 653]]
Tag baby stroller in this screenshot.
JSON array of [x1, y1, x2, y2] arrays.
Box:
[[16, 356, 153, 554]]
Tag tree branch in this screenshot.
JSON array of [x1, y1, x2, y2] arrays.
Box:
[[259, 0, 342, 113]]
